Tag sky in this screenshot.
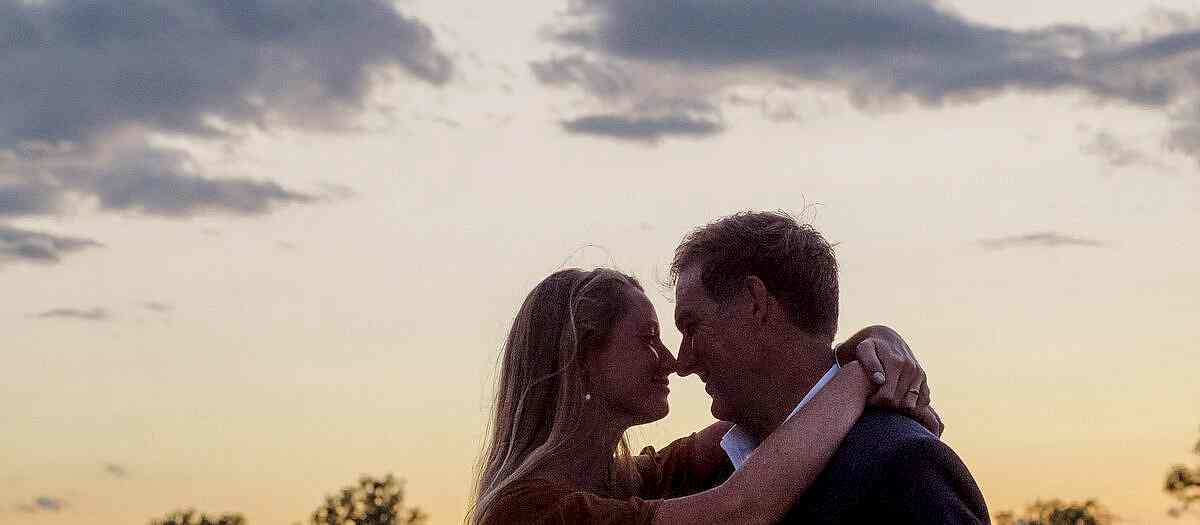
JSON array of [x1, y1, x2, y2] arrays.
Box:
[[2, 0, 1200, 523]]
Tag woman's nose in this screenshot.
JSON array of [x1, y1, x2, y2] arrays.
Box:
[[657, 344, 679, 373]]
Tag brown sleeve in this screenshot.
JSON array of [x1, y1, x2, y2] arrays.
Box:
[[635, 433, 733, 499], [479, 479, 659, 525]]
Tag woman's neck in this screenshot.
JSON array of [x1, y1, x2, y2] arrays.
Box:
[[535, 408, 632, 495]]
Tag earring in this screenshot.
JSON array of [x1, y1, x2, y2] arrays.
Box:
[[584, 393, 592, 401]]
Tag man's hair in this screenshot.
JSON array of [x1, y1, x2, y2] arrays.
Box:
[[671, 211, 839, 337]]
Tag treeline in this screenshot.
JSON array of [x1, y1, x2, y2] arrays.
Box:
[[150, 429, 1200, 525], [149, 474, 425, 525], [995, 428, 1200, 524]]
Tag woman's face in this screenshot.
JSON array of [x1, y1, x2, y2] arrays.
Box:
[[584, 288, 677, 425]]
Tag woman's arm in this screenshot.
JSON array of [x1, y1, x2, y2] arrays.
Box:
[[650, 361, 874, 525], [688, 420, 735, 477], [837, 325, 943, 436]]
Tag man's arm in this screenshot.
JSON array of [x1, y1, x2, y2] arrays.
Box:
[[876, 439, 989, 524]]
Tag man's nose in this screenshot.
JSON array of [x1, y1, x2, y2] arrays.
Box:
[[676, 338, 699, 377]]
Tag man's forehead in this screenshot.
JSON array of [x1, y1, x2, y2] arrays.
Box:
[[673, 266, 705, 314]]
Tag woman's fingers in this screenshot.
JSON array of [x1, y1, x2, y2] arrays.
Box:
[[867, 340, 907, 408], [895, 362, 924, 412], [915, 406, 940, 436], [916, 405, 945, 436], [853, 339, 887, 386], [917, 380, 931, 410]]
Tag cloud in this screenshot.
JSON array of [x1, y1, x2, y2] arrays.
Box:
[[1082, 130, 1166, 169], [531, 54, 634, 99], [0, 0, 453, 222], [142, 302, 171, 313], [561, 113, 724, 142], [1, 141, 316, 219], [1165, 123, 1200, 163], [542, 1, 1200, 155], [558, 96, 726, 143], [0, 0, 452, 148], [978, 232, 1107, 251], [547, 1, 1120, 105], [0, 183, 64, 217], [15, 496, 68, 513], [0, 225, 102, 266], [103, 463, 129, 478], [31, 307, 109, 321]]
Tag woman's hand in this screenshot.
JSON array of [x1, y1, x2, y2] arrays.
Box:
[[835, 326, 943, 437]]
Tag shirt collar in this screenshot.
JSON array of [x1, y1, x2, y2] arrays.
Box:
[[719, 363, 841, 470]]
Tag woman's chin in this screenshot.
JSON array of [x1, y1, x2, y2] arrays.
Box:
[[632, 401, 670, 425]]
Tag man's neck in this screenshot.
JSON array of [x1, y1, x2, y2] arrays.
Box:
[[741, 338, 836, 442]]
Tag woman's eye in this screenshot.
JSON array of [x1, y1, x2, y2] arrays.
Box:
[[644, 339, 661, 359]]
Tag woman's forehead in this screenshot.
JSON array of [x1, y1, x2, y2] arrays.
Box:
[[622, 288, 659, 323]]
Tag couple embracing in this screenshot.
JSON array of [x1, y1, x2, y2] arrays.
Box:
[[471, 211, 988, 524]]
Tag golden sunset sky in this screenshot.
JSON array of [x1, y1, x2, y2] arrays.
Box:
[[3, 1, 1199, 524]]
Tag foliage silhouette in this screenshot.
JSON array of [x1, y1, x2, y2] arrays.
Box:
[[994, 499, 1113, 525], [1167, 431, 1200, 518], [149, 509, 246, 525], [307, 473, 427, 525]]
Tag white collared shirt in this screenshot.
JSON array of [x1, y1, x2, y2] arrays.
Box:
[[720, 363, 842, 470]]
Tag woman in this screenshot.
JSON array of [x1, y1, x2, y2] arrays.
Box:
[[471, 268, 938, 524]]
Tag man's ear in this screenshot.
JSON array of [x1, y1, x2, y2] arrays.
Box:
[[742, 275, 773, 324]]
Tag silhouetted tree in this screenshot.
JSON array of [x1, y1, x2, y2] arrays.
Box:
[[1167, 431, 1200, 518], [308, 474, 427, 525], [150, 509, 246, 525], [995, 499, 1112, 525]]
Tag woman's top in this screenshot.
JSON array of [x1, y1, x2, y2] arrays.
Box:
[[478, 433, 733, 525]]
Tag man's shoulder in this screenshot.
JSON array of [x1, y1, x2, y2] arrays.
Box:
[[814, 408, 981, 502], [839, 407, 944, 461], [782, 409, 988, 523]]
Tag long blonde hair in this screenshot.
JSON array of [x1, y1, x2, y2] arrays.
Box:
[[470, 268, 643, 523]]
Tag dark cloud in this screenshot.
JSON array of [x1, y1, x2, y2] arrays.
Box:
[[0, 183, 63, 217], [103, 463, 129, 478], [545, 1, 1200, 155], [0, 0, 452, 148], [561, 113, 724, 143], [530, 54, 633, 99], [32, 307, 109, 321], [15, 496, 68, 513], [560, 96, 725, 143], [0, 225, 102, 265], [1082, 130, 1166, 169], [549, 0, 1122, 105], [1, 143, 315, 219], [82, 148, 312, 217], [978, 232, 1107, 251], [0, 0, 452, 223]]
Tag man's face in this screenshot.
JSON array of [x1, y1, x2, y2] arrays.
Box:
[[674, 265, 760, 423]]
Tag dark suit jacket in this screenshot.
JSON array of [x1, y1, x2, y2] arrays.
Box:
[[774, 407, 989, 524]]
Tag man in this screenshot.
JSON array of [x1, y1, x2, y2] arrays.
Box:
[[672, 211, 988, 523]]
